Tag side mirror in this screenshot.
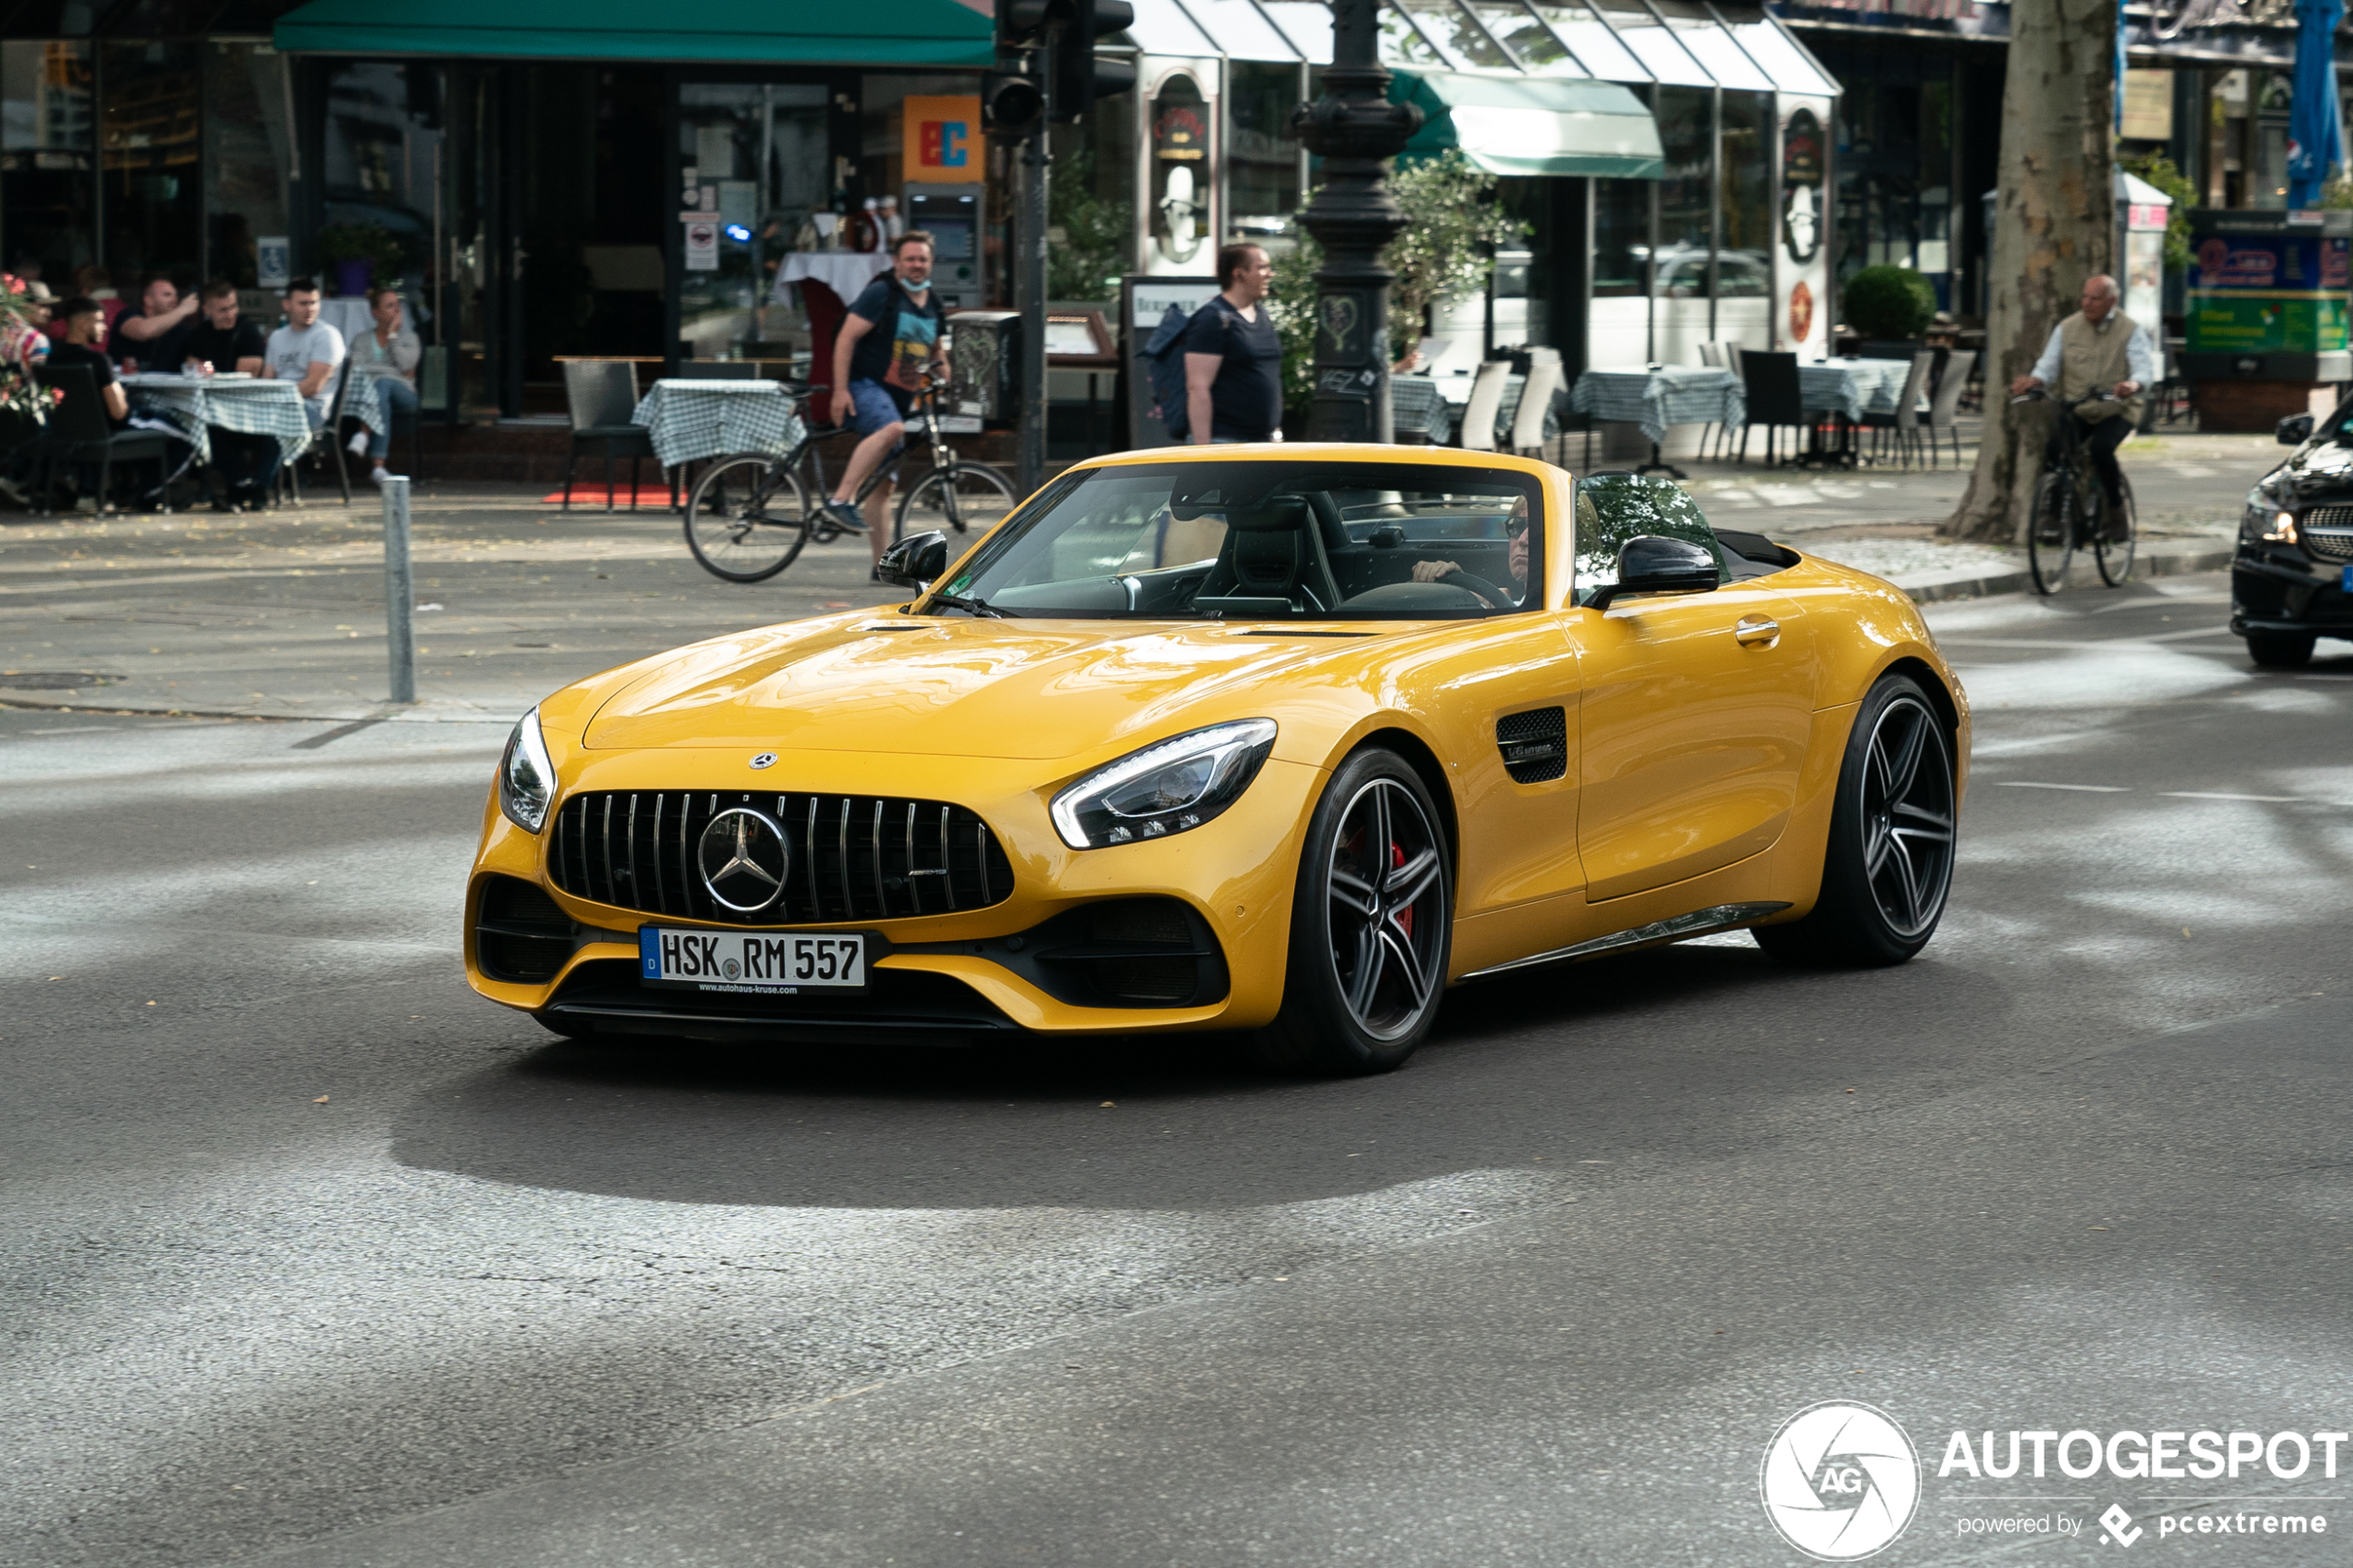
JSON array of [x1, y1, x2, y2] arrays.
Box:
[[2278, 413, 2314, 445], [877, 529, 950, 590], [1587, 534, 1718, 612]]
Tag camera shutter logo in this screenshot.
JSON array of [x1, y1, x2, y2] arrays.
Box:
[[1760, 1401, 1920, 1561]]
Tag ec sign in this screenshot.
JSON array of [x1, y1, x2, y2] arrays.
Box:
[[903, 95, 983, 184]]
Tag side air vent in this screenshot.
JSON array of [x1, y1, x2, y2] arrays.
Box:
[[1496, 707, 1567, 784], [476, 874, 574, 984]]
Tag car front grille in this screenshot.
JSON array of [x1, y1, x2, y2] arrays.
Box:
[[2300, 507, 2353, 561], [548, 790, 1014, 926]]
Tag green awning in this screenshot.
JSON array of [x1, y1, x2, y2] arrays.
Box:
[[1390, 69, 1664, 181], [272, 0, 995, 64]]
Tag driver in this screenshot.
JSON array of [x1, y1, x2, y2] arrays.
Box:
[[2008, 273, 2153, 540], [1407, 497, 1530, 609]]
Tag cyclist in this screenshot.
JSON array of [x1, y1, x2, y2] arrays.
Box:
[[823, 232, 946, 578], [2007, 273, 2154, 541]]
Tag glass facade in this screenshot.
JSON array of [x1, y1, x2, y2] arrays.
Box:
[[99, 39, 201, 276], [1718, 89, 1771, 297], [1, 41, 94, 282], [202, 43, 289, 288], [1225, 60, 1301, 248], [1653, 84, 1710, 298]]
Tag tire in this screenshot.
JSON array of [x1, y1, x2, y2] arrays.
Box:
[[2095, 473, 2136, 587], [1253, 748, 1452, 1075], [685, 456, 812, 583], [2245, 630, 2317, 669], [2027, 468, 2074, 596], [1753, 674, 1957, 968], [894, 460, 1018, 545]]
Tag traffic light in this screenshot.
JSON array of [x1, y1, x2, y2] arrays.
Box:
[[982, 70, 1045, 138], [1048, 0, 1136, 123]]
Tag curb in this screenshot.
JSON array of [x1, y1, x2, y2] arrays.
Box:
[[1894, 546, 2234, 605]]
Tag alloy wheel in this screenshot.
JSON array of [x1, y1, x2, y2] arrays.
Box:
[[1859, 695, 1956, 938], [1323, 777, 1447, 1042]]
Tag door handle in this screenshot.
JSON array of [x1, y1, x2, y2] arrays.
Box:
[[1733, 614, 1780, 647]]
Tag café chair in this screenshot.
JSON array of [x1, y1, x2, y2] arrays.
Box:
[[31, 365, 179, 515], [1735, 350, 1808, 466], [562, 359, 658, 512], [1457, 360, 1511, 453]]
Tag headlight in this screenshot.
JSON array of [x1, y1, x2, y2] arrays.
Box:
[[2242, 490, 2298, 545], [498, 708, 557, 833], [1051, 720, 1277, 849]]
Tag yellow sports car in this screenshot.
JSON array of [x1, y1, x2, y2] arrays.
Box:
[[467, 445, 1968, 1074]]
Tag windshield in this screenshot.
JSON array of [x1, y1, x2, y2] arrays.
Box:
[[931, 460, 1546, 621]]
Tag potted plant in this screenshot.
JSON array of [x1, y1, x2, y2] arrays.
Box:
[[0, 273, 59, 434], [317, 222, 404, 298], [1840, 265, 1938, 358]]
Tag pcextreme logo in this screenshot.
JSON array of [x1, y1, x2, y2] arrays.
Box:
[[1760, 1401, 1923, 1561]]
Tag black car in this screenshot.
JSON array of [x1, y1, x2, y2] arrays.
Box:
[[2235, 408, 2353, 666]]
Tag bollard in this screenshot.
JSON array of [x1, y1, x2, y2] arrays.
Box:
[[382, 474, 416, 704]]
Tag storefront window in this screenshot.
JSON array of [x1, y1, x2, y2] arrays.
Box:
[[1049, 94, 1135, 302], [99, 40, 200, 277], [203, 44, 288, 289], [1654, 85, 1709, 298], [1593, 176, 1648, 298], [1718, 90, 1770, 298], [1, 41, 94, 282], [1226, 61, 1299, 250], [680, 82, 830, 358]]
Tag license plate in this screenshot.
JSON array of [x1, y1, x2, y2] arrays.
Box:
[[638, 926, 865, 993]]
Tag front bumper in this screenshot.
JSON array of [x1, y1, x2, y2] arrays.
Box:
[[2232, 548, 2353, 637], [465, 751, 1327, 1039]]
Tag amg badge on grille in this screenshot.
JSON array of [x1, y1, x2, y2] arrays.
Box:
[[698, 808, 790, 912], [749, 752, 777, 770]]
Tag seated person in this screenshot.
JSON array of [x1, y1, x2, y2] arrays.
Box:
[[342, 286, 420, 485], [181, 280, 276, 510], [45, 296, 130, 427], [1405, 496, 1531, 609], [261, 277, 346, 433], [113, 272, 197, 374]]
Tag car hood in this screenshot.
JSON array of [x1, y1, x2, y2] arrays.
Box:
[[580, 612, 1387, 760]]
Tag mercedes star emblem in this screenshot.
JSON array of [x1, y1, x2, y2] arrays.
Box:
[[698, 807, 789, 912], [749, 752, 777, 770]]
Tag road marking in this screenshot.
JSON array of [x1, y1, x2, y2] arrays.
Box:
[[1996, 782, 2131, 792], [2160, 791, 2300, 802]]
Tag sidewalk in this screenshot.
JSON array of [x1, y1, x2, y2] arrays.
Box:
[[0, 439, 2263, 728]]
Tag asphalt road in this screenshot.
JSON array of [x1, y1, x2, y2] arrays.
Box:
[[5, 571, 2350, 1568]]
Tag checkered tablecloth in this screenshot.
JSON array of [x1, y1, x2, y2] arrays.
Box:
[[1390, 376, 1452, 444], [122, 375, 315, 467], [1799, 358, 1917, 421], [1570, 367, 1744, 447], [630, 380, 806, 470], [341, 359, 410, 437]]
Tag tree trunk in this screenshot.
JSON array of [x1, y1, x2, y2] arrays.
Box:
[[1943, 0, 2119, 544]]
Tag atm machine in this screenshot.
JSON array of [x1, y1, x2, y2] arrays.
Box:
[[904, 186, 985, 311]]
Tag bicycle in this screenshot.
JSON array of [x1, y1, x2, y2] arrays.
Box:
[[2016, 388, 2137, 596], [683, 374, 1019, 583]]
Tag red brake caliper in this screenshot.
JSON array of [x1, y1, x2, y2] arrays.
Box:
[[1392, 842, 1412, 937]]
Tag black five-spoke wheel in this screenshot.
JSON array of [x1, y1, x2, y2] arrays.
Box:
[[1258, 748, 1452, 1074], [1755, 672, 1957, 967]]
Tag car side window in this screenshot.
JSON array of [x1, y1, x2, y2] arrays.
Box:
[[1573, 474, 1730, 602]]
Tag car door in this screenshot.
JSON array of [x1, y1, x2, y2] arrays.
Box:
[[1566, 474, 1815, 904]]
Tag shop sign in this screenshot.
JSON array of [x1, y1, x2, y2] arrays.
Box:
[[1789, 279, 1815, 345], [1151, 76, 1210, 266], [2188, 235, 2352, 352], [2122, 69, 2173, 141], [1154, 99, 1207, 161], [256, 236, 289, 290], [684, 219, 720, 273], [903, 95, 982, 185], [1782, 107, 1823, 267]]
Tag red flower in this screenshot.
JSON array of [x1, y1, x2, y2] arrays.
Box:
[[3, 274, 20, 295]]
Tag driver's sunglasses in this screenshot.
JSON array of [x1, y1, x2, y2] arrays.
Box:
[[1504, 514, 1529, 539]]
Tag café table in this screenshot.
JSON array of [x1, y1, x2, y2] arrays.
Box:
[[1798, 357, 1919, 466], [1569, 365, 1744, 478], [339, 358, 413, 439], [630, 379, 805, 479], [120, 374, 314, 469]]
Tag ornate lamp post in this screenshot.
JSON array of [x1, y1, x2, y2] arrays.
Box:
[[1291, 0, 1421, 442]]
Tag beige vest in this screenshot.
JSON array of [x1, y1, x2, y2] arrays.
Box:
[[2057, 309, 2144, 424]]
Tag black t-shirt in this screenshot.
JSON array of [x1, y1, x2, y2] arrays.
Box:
[[1178, 295, 1282, 442], [179, 319, 268, 375], [46, 341, 121, 427], [116, 315, 194, 374], [846, 278, 944, 409]]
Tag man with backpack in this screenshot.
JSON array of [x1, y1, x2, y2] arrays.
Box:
[[821, 232, 944, 578], [1167, 244, 1282, 445]]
